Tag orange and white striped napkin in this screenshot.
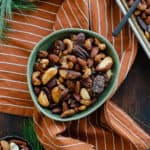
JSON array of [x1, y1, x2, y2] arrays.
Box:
[[0, 0, 150, 150]]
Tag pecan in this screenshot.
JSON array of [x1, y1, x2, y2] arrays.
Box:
[[71, 33, 86, 44], [73, 45, 89, 59]]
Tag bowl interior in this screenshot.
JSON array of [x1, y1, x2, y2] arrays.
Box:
[[27, 28, 120, 122]]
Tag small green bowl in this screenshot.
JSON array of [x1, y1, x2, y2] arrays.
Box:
[[27, 28, 120, 122]]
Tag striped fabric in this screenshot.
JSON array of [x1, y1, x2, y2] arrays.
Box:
[[0, 0, 149, 150]]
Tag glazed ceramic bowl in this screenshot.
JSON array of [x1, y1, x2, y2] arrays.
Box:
[[27, 28, 120, 121]]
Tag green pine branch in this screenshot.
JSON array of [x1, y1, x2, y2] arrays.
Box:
[[0, 0, 36, 40], [22, 118, 43, 150]]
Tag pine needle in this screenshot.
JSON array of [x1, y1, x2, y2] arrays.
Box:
[[0, 0, 36, 40], [22, 118, 43, 150]]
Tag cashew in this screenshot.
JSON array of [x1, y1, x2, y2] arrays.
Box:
[[80, 88, 91, 100], [82, 68, 92, 79], [42, 67, 58, 85], [94, 38, 106, 50], [38, 91, 49, 107], [40, 59, 49, 69], [94, 53, 106, 63], [96, 56, 113, 71], [32, 71, 41, 86], [63, 39, 73, 55], [84, 38, 93, 50]]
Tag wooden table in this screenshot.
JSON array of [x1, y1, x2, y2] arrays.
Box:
[[0, 47, 149, 137]]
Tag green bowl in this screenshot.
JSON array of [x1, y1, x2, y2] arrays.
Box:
[[27, 28, 120, 122]]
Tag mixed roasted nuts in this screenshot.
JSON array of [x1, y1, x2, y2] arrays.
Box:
[[126, 0, 150, 41], [0, 138, 30, 150], [32, 32, 114, 118]]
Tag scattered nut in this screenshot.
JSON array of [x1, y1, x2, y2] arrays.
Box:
[[0, 140, 10, 150], [42, 67, 58, 84], [32, 71, 41, 86], [80, 88, 91, 100], [96, 56, 113, 71], [38, 91, 50, 107]]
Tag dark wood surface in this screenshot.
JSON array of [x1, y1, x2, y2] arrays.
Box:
[[0, 48, 150, 138]]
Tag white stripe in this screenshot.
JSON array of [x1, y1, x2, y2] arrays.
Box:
[[0, 53, 28, 59], [0, 78, 27, 84], [67, 0, 82, 28], [0, 70, 26, 76], [0, 44, 31, 52], [39, 0, 60, 7], [104, 0, 108, 37], [121, 136, 124, 150], [111, 130, 116, 150], [119, 11, 123, 56], [95, 111, 107, 150], [33, 117, 56, 149], [51, 119, 61, 133], [37, 8, 57, 15], [75, 0, 89, 24], [0, 103, 33, 109], [0, 87, 29, 93], [0, 61, 26, 67], [88, 0, 92, 28], [56, 15, 64, 29], [7, 37, 36, 45], [0, 95, 32, 101], [130, 143, 133, 150], [77, 119, 80, 139], [88, 116, 98, 150], [96, 0, 101, 33], [111, 0, 115, 46], [126, 33, 135, 77], [13, 12, 54, 24], [6, 19, 52, 32], [68, 121, 72, 137], [85, 117, 89, 143], [8, 28, 44, 38], [62, 5, 72, 27], [107, 108, 147, 149]]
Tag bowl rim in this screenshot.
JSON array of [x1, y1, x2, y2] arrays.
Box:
[[27, 28, 120, 122]]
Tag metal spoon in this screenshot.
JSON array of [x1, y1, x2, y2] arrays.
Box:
[[112, 0, 140, 36]]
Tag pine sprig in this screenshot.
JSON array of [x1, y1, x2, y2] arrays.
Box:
[[22, 118, 43, 150], [0, 0, 36, 40]]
